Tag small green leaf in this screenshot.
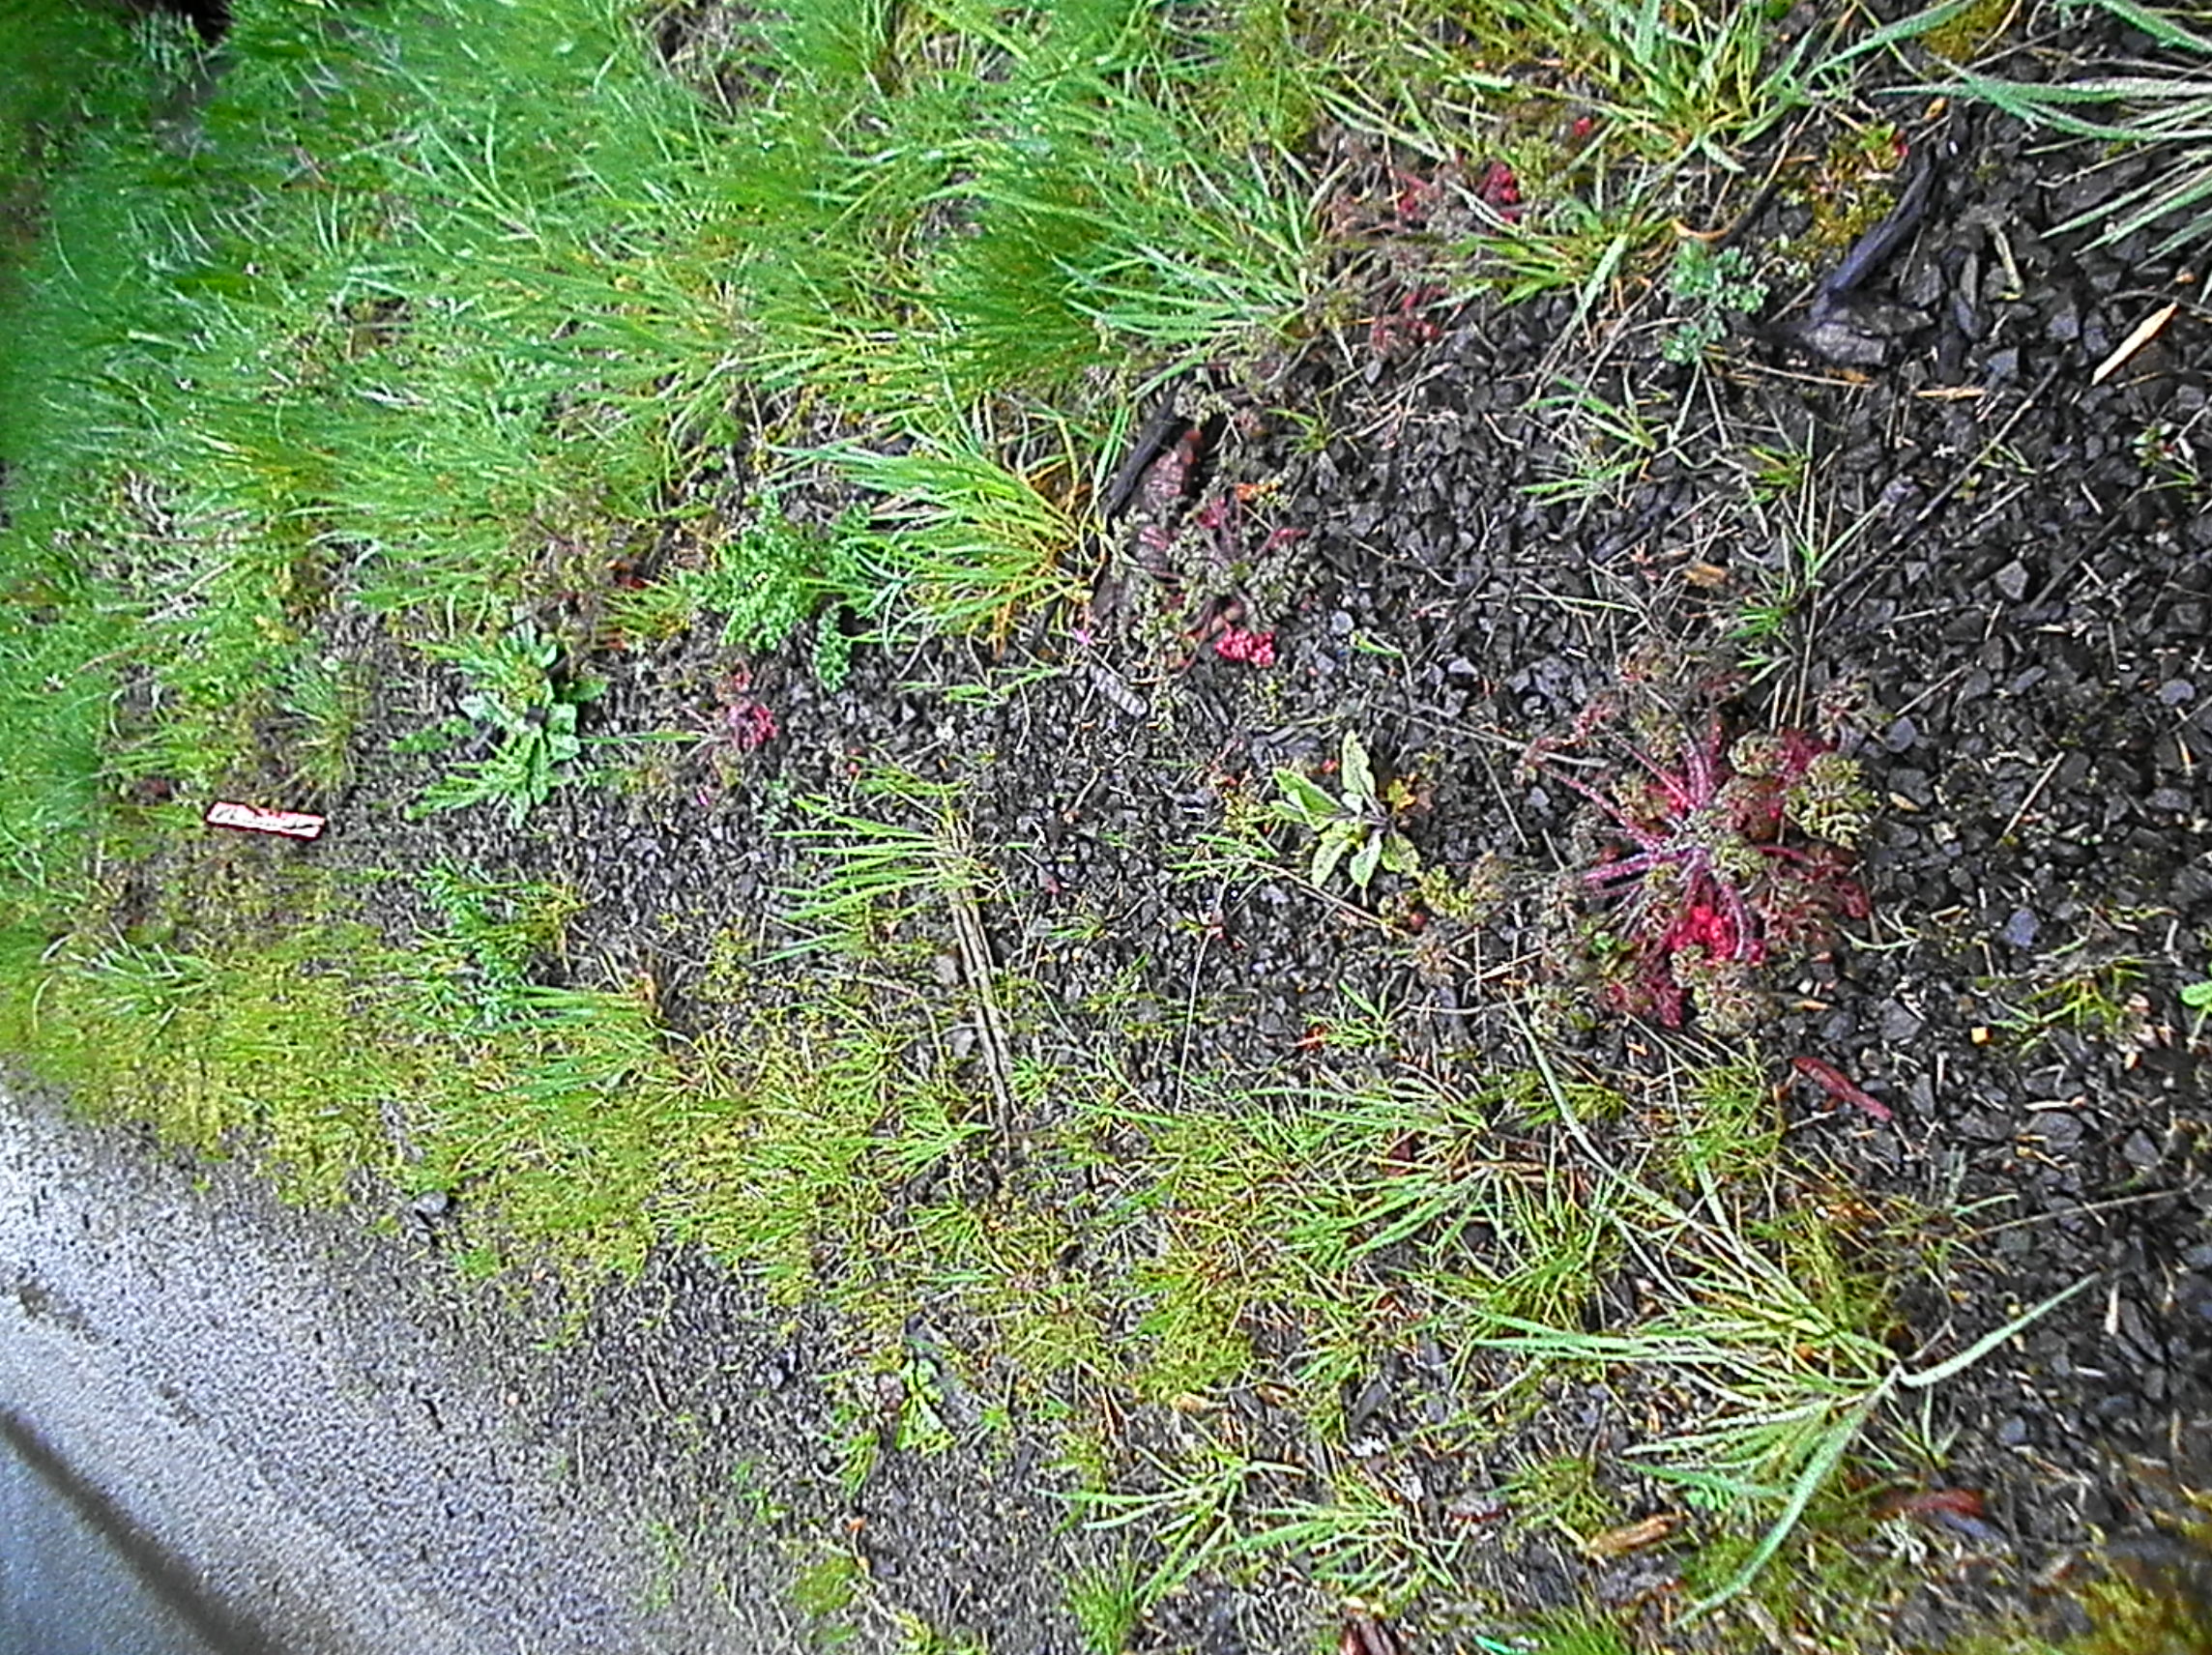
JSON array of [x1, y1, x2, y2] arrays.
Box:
[[1340, 732, 1377, 806], [2181, 980, 2212, 1009], [1274, 769, 1342, 826], [1312, 829, 1352, 888], [1349, 831, 1383, 890], [1380, 831, 1420, 876]]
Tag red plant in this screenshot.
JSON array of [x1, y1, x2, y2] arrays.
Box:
[[1369, 285, 1444, 358], [1536, 717, 1871, 1030], [1213, 625, 1276, 667], [689, 668, 777, 798], [1791, 1055, 1892, 1123], [1477, 160, 1524, 220]]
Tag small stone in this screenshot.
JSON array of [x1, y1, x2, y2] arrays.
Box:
[[2121, 1128, 2161, 1172], [1996, 1414, 2029, 1447], [2002, 907, 2040, 948], [1877, 999, 1926, 1042], [1882, 714, 1919, 753], [2036, 1111, 2083, 1152], [1994, 560, 2030, 601], [1888, 768, 1935, 806], [2158, 678, 2197, 707], [1346, 1374, 1394, 1436]]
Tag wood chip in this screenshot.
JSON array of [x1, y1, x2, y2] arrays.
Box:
[[2091, 300, 2179, 386], [1580, 1513, 1680, 1558]]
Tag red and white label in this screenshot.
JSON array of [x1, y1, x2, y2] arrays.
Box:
[[204, 801, 327, 840]]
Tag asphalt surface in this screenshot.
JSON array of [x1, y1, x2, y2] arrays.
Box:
[[0, 1085, 766, 1655], [0, 1419, 222, 1655]]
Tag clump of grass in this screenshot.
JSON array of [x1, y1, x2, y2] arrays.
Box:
[[1481, 0, 1820, 172], [1063, 1549, 1145, 1655], [1476, 1035, 2095, 1620], [773, 772, 990, 961], [1666, 1053, 1781, 1184], [2, 919, 415, 1202], [1938, 0, 2212, 256], [815, 422, 1091, 641]]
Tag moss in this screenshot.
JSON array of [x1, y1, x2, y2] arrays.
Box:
[[1923, 0, 2017, 65], [1953, 1532, 2212, 1654], [1785, 123, 1914, 270]]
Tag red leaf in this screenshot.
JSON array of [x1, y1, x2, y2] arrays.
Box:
[[1791, 1056, 1893, 1122]]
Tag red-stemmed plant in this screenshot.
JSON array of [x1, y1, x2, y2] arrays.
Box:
[[1533, 715, 1872, 1031]]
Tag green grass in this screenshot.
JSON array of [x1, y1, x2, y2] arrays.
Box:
[[0, 0, 1378, 886], [773, 773, 992, 961], [1063, 1549, 1145, 1655], [1478, 0, 1822, 172], [0, 0, 1928, 895]]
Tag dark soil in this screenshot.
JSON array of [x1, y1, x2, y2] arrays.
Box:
[[58, 16, 2212, 1655]]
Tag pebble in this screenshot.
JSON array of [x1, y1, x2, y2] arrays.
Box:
[[1887, 768, 1935, 807], [2035, 1111, 2082, 1152], [2001, 908, 2039, 948], [1877, 999, 1926, 1042], [1994, 560, 2030, 601]]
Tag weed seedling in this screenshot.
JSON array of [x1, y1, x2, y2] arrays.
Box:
[[2183, 974, 2212, 1039], [414, 617, 602, 826], [1991, 954, 2147, 1046], [1532, 710, 1873, 1031], [686, 666, 778, 793], [1660, 240, 1768, 363], [1273, 732, 1420, 894]]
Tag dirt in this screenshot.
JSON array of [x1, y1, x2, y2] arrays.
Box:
[[26, 9, 2212, 1654]]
